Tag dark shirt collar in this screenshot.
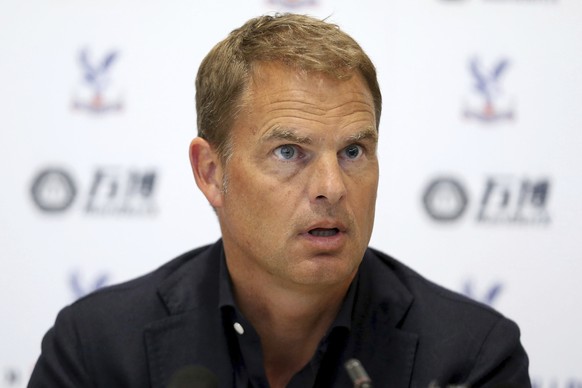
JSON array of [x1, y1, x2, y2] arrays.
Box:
[[217, 245, 236, 310]]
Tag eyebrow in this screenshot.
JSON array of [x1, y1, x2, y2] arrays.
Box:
[[262, 127, 313, 144], [261, 126, 378, 145], [347, 127, 378, 144]]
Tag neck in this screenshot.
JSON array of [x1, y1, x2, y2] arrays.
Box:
[[226, 258, 354, 388]]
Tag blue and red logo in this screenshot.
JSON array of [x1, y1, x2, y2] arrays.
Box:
[[463, 57, 515, 123], [72, 48, 123, 114]]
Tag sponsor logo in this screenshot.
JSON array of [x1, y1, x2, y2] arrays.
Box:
[[72, 48, 123, 114], [268, 0, 318, 7], [30, 166, 158, 217], [463, 57, 515, 123], [423, 175, 552, 225], [85, 167, 157, 215], [70, 270, 111, 300], [423, 178, 469, 222], [478, 176, 551, 224], [30, 169, 77, 213], [461, 280, 503, 306]]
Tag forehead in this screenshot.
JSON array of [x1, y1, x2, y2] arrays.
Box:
[[237, 62, 376, 131], [247, 62, 372, 99]]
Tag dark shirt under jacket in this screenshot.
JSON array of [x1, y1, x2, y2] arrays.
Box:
[[28, 240, 531, 387], [218, 249, 357, 387]]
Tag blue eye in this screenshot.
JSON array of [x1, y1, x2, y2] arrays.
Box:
[[274, 145, 297, 160], [343, 144, 362, 159]]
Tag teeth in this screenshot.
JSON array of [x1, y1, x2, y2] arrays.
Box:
[[309, 228, 338, 237]]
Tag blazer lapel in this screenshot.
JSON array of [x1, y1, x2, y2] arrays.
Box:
[[351, 325, 418, 387], [346, 250, 419, 387], [143, 241, 234, 388], [144, 311, 233, 388]]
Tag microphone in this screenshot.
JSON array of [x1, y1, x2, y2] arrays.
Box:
[[344, 358, 373, 388], [167, 365, 219, 388]]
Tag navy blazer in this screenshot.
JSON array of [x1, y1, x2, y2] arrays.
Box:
[[28, 240, 530, 387]]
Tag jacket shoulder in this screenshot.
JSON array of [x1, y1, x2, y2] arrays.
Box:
[[365, 248, 529, 385], [367, 247, 504, 322], [72, 244, 212, 309], [28, 243, 218, 388]]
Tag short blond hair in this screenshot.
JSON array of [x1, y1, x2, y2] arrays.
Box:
[[195, 13, 382, 163]]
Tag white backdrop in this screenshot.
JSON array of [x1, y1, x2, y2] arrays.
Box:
[[1, 0, 581, 386]]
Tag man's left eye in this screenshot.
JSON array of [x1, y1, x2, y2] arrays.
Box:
[[343, 144, 362, 159]]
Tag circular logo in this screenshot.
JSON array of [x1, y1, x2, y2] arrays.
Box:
[[423, 178, 468, 221], [30, 168, 77, 212]]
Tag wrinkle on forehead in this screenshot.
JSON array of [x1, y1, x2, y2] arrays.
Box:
[[257, 95, 374, 117], [247, 61, 368, 100], [238, 63, 376, 138]]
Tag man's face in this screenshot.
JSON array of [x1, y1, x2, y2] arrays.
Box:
[[216, 62, 379, 291]]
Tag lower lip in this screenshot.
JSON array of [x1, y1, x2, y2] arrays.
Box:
[[299, 231, 346, 251]]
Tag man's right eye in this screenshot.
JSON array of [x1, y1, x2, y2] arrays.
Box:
[[274, 145, 298, 160]]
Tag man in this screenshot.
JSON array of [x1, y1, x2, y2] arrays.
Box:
[[29, 13, 530, 388]]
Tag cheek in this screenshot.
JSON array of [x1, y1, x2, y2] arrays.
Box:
[[349, 167, 378, 194], [239, 160, 303, 199], [228, 167, 289, 215], [349, 175, 378, 222]]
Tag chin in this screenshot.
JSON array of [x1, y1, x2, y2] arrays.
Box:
[[293, 261, 358, 287]]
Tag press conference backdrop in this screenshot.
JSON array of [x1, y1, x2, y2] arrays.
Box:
[[1, 0, 580, 386]]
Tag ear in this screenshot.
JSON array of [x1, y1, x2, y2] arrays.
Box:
[[189, 137, 224, 208]]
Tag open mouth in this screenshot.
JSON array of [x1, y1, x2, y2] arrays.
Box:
[[308, 228, 340, 237]]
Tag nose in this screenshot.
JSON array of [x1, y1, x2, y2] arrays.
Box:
[[309, 154, 347, 205]]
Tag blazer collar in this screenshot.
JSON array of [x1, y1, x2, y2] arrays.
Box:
[[343, 249, 418, 387], [144, 241, 234, 387]]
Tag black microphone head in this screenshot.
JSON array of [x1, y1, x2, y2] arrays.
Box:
[[167, 365, 218, 388]]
